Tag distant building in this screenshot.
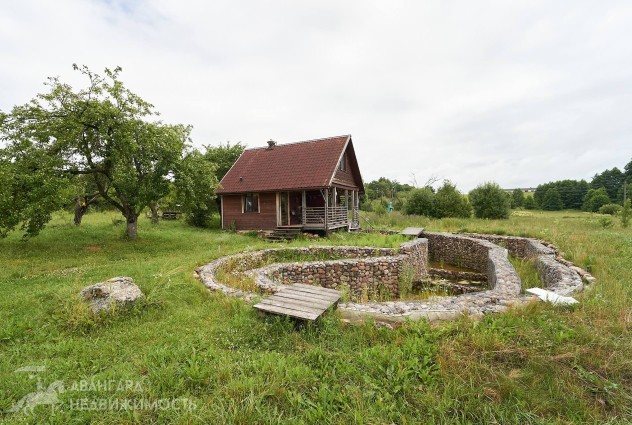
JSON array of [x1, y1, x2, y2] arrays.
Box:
[[503, 187, 537, 193]]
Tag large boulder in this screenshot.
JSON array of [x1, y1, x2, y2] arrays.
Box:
[[80, 277, 144, 314]]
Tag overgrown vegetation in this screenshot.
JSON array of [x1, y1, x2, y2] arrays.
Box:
[[0, 210, 631, 423], [469, 182, 511, 219]]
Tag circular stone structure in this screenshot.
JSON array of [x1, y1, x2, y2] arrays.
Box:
[[196, 231, 594, 324]]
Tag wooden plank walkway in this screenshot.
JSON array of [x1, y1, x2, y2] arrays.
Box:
[[253, 284, 342, 321]]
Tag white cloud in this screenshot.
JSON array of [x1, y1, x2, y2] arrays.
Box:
[[1, 0, 631, 190]]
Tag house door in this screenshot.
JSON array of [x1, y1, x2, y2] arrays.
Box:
[[289, 192, 302, 225], [278, 191, 303, 226], [279, 192, 289, 226]]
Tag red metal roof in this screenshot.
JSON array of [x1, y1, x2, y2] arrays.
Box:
[[217, 135, 362, 194]]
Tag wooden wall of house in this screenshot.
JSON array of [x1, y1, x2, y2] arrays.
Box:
[[332, 148, 359, 188], [222, 192, 277, 230]]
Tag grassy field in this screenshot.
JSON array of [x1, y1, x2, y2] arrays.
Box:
[[0, 209, 630, 423]]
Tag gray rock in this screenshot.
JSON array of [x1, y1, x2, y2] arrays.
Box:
[[80, 277, 144, 313]]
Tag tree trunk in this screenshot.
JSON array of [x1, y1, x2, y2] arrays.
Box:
[[126, 215, 139, 240], [74, 198, 89, 226], [150, 204, 160, 225]]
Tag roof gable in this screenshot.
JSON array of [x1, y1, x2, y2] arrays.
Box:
[[217, 135, 363, 194]]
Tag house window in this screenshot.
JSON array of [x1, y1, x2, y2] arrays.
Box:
[[339, 153, 347, 171], [244, 193, 259, 213]]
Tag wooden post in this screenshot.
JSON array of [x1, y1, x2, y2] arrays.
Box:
[[302, 190, 306, 225], [324, 188, 329, 232], [345, 189, 349, 229]]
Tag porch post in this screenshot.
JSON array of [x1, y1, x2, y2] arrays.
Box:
[[345, 189, 349, 227], [302, 190, 306, 225], [324, 188, 329, 231]]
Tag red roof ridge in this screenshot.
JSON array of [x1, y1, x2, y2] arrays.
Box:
[[244, 134, 351, 151]]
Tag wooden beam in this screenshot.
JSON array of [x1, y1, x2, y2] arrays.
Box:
[[324, 188, 329, 231], [302, 190, 306, 225]]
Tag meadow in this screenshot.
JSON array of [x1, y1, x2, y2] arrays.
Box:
[[0, 209, 630, 424]]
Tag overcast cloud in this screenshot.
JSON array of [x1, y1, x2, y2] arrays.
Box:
[[2, 0, 631, 190]]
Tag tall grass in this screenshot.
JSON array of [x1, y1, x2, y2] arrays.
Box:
[[0, 209, 630, 423]]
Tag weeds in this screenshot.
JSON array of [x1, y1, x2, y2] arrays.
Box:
[[0, 210, 631, 423]]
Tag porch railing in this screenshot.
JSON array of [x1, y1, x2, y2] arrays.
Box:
[[304, 207, 349, 228]]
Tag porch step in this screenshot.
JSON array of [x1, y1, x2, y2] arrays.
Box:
[[265, 227, 303, 241]]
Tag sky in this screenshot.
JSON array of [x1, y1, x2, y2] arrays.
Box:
[[1, 0, 631, 191]]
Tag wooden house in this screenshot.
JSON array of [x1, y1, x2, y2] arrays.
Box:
[[217, 135, 364, 232]]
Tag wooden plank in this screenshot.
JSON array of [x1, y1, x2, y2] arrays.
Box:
[[286, 284, 339, 296], [254, 284, 341, 322], [285, 287, 341, 300], [283, 287, 340, 302], [293, 283, 341, 295], [253, 303, 319, 321], [273, 291, 333, 306], [256, 299, 324, 315], [267, 294, 334, 310]]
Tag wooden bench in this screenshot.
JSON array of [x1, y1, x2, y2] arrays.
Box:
[[254, 284, 341, 321], [161, 211, 181, 220]]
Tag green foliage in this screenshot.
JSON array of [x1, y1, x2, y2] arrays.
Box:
[[174, 151, 219, 227], [433, 181, 472, 218], [0, 65, 215, 239], [369, 197, 389, 215], [534, 180, 589, 210], [541, 188, 564, 211], [591, 167, 624, 203], [523, 195, 537, 210], [468, 182, 511, 219], [203, 142, 245, 181], [365, 177, 414, 201], [583, 187, 611, 212], [621, 199, 631, 228], [0, 144, 72, 238], [598, 216, 614, 229], [598, 203, 622, 216], [404, 187, 435, 216], [511, 189, 524, 208], [404, 182, 470, 218]]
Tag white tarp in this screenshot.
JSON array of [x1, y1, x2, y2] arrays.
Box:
[[526, 287, 579, 305]]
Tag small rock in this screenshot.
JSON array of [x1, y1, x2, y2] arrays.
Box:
[[80, 277, 144, 314]]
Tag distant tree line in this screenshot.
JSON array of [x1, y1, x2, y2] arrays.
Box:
[[361, 157, 632, 220], [532, 160, 632, 212]]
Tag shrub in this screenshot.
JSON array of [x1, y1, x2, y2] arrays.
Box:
[[511, 189, 524, 208], [598, 204, 622, 215], [404, 188, 435, 217], [598, 216, 614, 229], [542, 188, 564, 211], [469, 182, 511, 219], [433, 181, 472, 218], [523, 195, 537, 210], [583, 188, 611, 212]]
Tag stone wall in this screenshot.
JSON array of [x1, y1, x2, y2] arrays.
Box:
[[264, 256, 405, 299], [463, 233, 554, 258], [421, 231, 521, 294], [255, 239, 429, 300], [197, 231, 591, 325], [423, 232, 491, 273], [463, 233, 585, 295], [197, 240, 428, 301]]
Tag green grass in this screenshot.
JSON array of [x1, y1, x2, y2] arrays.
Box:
[[0, 209, 631, 423]]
